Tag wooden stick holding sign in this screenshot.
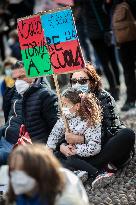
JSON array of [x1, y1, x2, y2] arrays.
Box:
[[17, 7, 85, 132], [53, 74, 69, 132]]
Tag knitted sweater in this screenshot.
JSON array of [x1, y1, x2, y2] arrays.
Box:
[[47, 114, 101, 157]]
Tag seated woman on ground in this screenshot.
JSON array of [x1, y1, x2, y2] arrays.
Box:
[[47, 88, 105, 188], [6, 144, 89, 205], [67, 62, 135, 187]]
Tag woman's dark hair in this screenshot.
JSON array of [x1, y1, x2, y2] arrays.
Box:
[[62, 87, 102, 126], [7, 144, 65, 205], [70, 62, 102, 92]]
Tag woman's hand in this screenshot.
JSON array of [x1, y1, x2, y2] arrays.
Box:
[[60, 144, 76, 157], [65, 132, 84, 144]]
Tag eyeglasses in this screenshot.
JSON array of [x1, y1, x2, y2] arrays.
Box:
[[71, 78, 89, 85]]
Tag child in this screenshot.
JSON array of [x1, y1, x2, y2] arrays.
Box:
[[7, 144, 89, 205], [47, 88, 102, 181]]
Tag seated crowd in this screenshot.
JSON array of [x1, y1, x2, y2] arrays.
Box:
[[0, 61, 135, 204]]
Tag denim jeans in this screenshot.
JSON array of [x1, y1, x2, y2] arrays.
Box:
[[0, 137, 14, 165]]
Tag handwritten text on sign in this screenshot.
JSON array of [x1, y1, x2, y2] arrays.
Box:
[[41, 9, 84, 74], [17, 9, 84, 77]]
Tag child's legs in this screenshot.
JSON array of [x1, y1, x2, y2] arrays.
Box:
[[54, 151, 72, 169], [65, 155, 98, 177]]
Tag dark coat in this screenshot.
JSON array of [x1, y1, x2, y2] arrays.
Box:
[[95, 89, 125, 146], [1, 82, 59, 144]]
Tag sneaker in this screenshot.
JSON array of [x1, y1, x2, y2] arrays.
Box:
[[74, 170, 88, 183], [121, 101, 135, 111], [91, 172, 115, 190], [104, 163, 118, 173]]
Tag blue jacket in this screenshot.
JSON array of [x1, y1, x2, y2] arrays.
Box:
[[16, 194, 48, 205]]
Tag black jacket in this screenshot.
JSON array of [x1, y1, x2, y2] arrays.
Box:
[[95, 89, 125, 146], [1, 82, 59, 144]]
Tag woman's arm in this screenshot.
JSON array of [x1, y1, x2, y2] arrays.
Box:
[[76, 124, 101, 157], [65, 132, 85, 144], [47, 118, 65, 150]]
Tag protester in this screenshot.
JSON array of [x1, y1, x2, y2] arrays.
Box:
[[74, 0, 120, 101], [6, 144, 89, 205], [73, 4, 91, 62], [47, 88, 115, 188], [0, 61, 59, 165], [1, 57, 17, 97], [110, 0, 136, 111], [0, 0, 11, 60], [68, 63, 135, 186], [47, 87, 102, 159], [8, 30, 22, 60]]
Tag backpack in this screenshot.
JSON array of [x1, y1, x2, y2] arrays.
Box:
[[112, 1, 136, 43]]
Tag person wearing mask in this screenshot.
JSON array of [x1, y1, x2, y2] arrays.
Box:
[[8, 30, 22, 60], [66, 63, 135, 182], [0, 61, 59, 165], [1, 57, 17, 97], [6, 144, 89, 205], [47, 88, 117, 188]]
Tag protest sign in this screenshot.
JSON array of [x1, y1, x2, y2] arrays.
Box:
[[41, 9, 84, 74], [17, 7, 84, 131], [17, 15, 54, 77], [17, 7, 84, 77]]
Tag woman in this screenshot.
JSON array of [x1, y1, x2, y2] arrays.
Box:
[[6, 144, 89, 205], [47, 88, 109, 187], [68, 63, 135, 173]]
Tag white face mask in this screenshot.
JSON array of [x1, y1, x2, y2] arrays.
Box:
[[5, 68, 12, 76], [62, 106, 76, 119], [15, 80, 30, 95], [8, 38, 15, 46], [72, 83, 89, 93], [10, 170, 37, 195], [62, 107, 71, 116]]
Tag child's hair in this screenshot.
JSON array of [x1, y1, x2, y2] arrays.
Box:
[[62, 88, 102, 126]]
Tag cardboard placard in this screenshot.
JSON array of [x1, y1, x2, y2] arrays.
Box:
[[41, 9, 84, 74], [18, 15, 53, 77], [17, 7, 84, 78]]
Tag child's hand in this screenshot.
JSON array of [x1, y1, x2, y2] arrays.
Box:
[[60, 144, 74, 157], [66, 145, 76, 155]]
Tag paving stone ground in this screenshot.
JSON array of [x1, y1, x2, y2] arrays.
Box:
[[85, 110, 136, 205]]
